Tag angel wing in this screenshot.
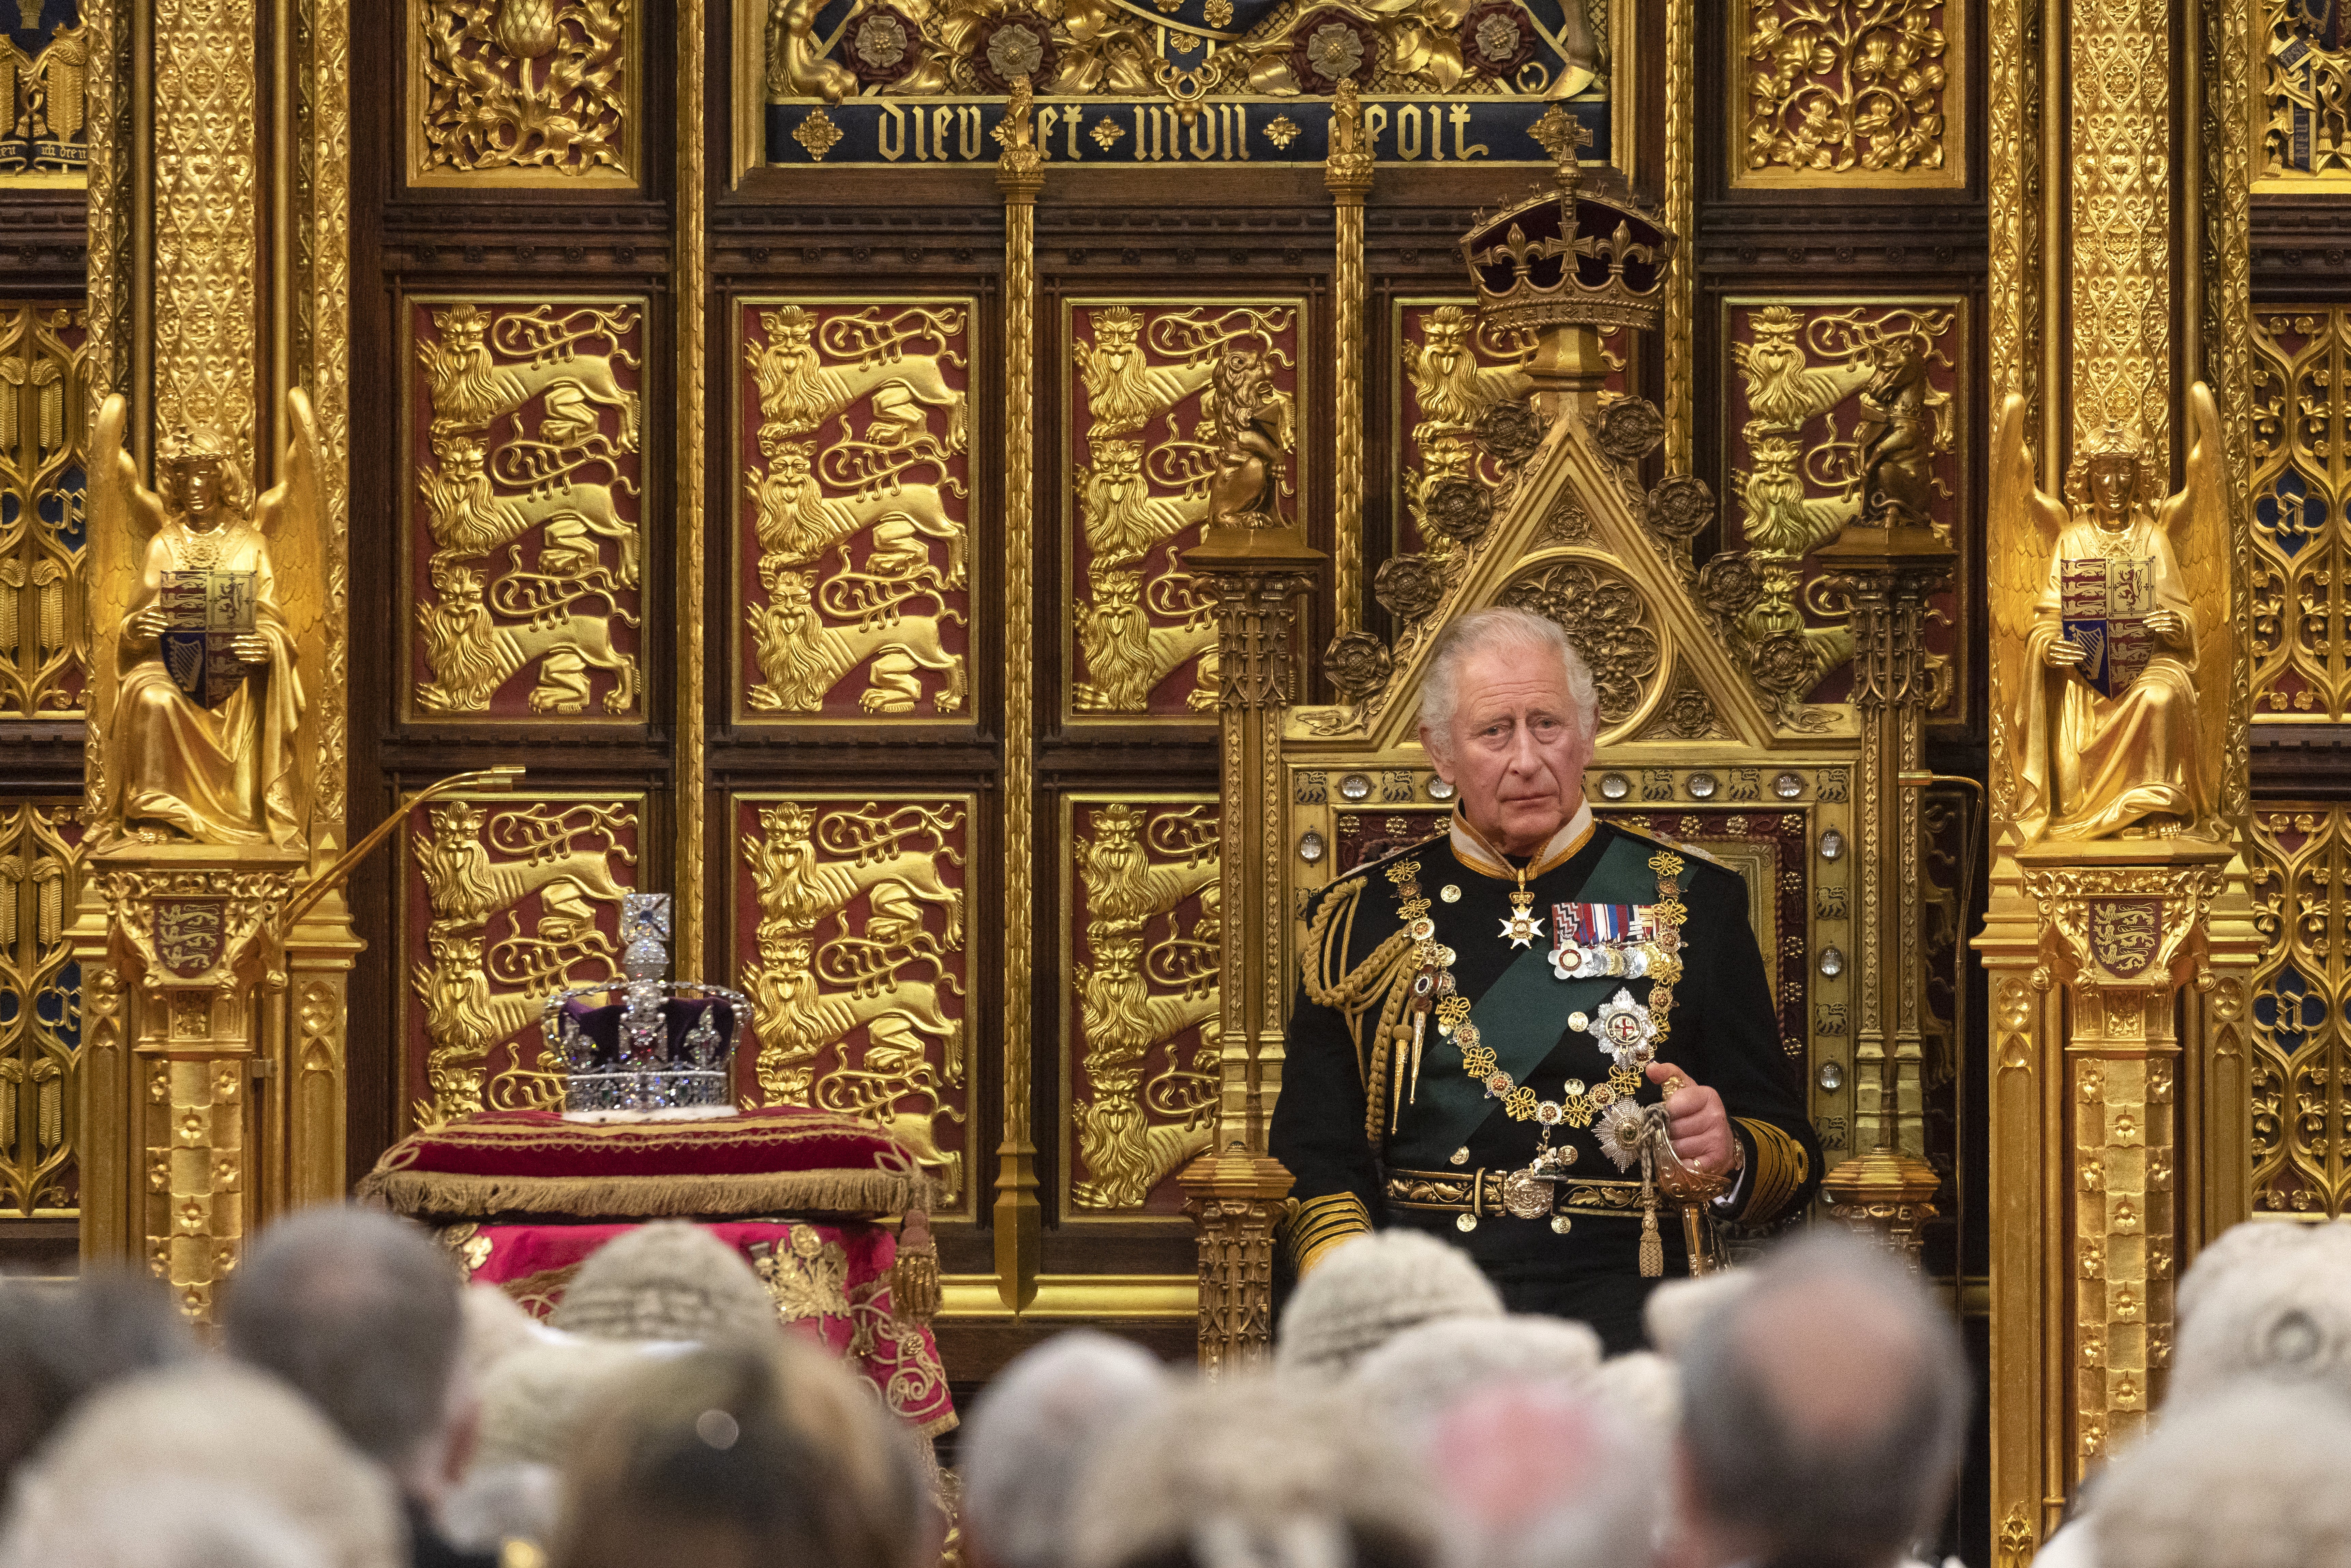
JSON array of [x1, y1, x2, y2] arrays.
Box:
[[1987, 391, 2068, 676], [2157, 381, 2230, 831], [254, 386, 328, 658], [84, 394, 168, 804]]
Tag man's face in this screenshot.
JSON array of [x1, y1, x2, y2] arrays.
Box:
[[1423, 645, 1593, 856], [179, 460, 221, 524], [2091, 458, 2135, 517]]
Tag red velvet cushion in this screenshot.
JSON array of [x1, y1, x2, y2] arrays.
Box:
[[357, 1106, 931, 1221]]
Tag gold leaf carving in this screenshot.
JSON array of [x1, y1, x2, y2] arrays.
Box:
[[0, 802, 83, 1215], [0, 304, 87, 716], [412, 0, 635, 184], [1733, 0, 1959, 185]]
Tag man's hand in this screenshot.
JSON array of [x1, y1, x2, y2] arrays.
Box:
[[2044, 636, 2088, 669], [1645, 1060, 1734, 1176]]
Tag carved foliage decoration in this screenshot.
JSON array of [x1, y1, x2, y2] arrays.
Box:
[[402, 793, 641, 1127], [2249, 805, 2351, 1215], [2249, 308, 2351, 720], [0, 303, 86, 716], [410, 0, 635, 185], [1731, 0, 1959, 186], [1064, 798, 1221, 1213], [1, 2, 86, 180], [736, 301, 972, 722], [1715, 298, 1966, 723], [0, 802, 81, 1215], [1392, 299, 1627, 559], [1495, 555, 1662, 731], [735, 796, 970, 1209], [2259, 0, 2351, 187], [1068, 301, 1300, 718], [407, 298, 645, 722]]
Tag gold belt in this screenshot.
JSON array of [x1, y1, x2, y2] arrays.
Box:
[[1386, 1167, 1646, 1224]]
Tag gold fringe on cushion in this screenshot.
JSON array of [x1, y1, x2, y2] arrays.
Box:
[[356, 1167, 934, 1222]]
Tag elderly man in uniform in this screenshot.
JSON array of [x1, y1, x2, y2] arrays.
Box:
[[1271, 607, 1820, 1352]]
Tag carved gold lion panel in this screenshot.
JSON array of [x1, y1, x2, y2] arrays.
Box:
[[1060, 795, 1221, 1216], [1064, 299, 1303, 721], [403, 296, 647, 723], [732, 793, 972, 1211], [733, 299, 974, 723], [399, 790, 644, 1129]]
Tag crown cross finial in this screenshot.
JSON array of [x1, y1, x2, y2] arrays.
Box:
[[1527, 105, 1593, 192], [1471, 222, 1569, 285]]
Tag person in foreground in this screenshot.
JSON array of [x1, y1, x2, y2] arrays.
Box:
[[1271, 607, 1821, 1350], [1669, 1232, 1969, 1568]]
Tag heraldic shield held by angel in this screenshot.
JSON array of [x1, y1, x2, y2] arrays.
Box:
[[87, 390, 326, 852], [1992, 383, 2228, 845]]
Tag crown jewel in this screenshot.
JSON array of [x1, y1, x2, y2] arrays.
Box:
[[1458, 108, 1676, 337], [541, 894, 746, 1113]]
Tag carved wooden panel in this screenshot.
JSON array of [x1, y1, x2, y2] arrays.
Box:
[[0, 3, 85, 185], [2249, 804, 2351, 1216], [2259, 0, 2351, 190], [1065, 299, 1303, 721], [1390, 298, 1626, 559], [1061, 795, 1221, 1216], [0, 302, 85, 717], [733, 794, 973, 1213], [0, 801, 83, 1216], [2251, 307, 2351, 721], [1713, 296, 1968, 726], [733, 299, 974, 723], [399, 791, 644, 1129], [407, 0, 637, 187], [1728, 0, 1961, 189], [403, 296, 647, 724]]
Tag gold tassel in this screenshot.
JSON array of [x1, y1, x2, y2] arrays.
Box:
[[892, 1208, 942, 1325], [1638, 1147, 1662, 1278]]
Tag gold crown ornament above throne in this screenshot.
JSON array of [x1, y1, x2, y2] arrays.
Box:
[[540, 894, 748, 1114], [1459, 107, 1676, 337]]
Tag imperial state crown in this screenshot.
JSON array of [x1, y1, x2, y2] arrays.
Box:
[[540, 893, 748, 1113], [1458, 106, 1675, 337]]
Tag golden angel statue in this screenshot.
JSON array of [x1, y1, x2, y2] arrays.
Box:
[[87, 391, 326, 851], [1992, 384, 2227, 844]]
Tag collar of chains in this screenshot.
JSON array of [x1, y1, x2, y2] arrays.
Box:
[[1381, 847, 1688, 1131]]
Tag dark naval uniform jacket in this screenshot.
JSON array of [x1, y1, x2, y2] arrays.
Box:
[[1269, 803, 1821, 1353]]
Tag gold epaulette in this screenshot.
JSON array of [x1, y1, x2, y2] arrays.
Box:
[[1733, 1117, 1810, 1223], [1605, 818, 1726, 869]]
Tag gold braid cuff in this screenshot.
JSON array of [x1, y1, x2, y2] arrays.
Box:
[[1732, 1118, 1809, 1223], [1283, 1192, 1374, 1276]]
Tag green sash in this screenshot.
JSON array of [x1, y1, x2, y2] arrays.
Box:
[[1387, 832, 1689, 1167]]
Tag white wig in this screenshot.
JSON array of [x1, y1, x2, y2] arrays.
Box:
[[1417, 607, 1600, 748]]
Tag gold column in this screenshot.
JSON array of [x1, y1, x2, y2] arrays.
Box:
[[1815, 527, 1952, 1261], [1978, 0, 2256, 1545], [1661, 0, 1694, 468], [675, 0, 708, 974], [76, 0, 355, 1302], [992, 80, 1043, 1311], [1324, 82, 1371, 640]]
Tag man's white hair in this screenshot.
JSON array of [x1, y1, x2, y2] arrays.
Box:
[[1349, 1313, 1602, 1434], [961, 1330, 1170, 1568], [1417, 607, 1600, 748], [0, 1361, 403, 1568], [2093, 1384, 2351, 1568], [2171, 1245, 2351, 1406]]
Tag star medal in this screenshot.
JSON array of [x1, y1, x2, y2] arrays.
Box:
[[1590, 986, 1656, 1070], [1500, 887, 1544, 949]]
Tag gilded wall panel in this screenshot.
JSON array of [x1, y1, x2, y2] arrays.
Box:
[[400, 791, 644, 1129], [1390, 298, 1623, 560], [1066, 299, 1303, 720], [408, 0, 638, 187], [0, 802, 83, 1217], [0, 2, 84, 184], [404, 297, 646, 723], [757, 0, 1631, 171], [0, 304, 87, 718], [2259, 0, 2351, 189], [1061, 796, 1221, 1216], [2250, 308, 2351, 720], [733, 794, 971, 1211], [734, 299, 973, 722], [2249, 805, 2351, 1216], [1713, 297, 1967, 724], [1728, 0, 1962, 189]]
